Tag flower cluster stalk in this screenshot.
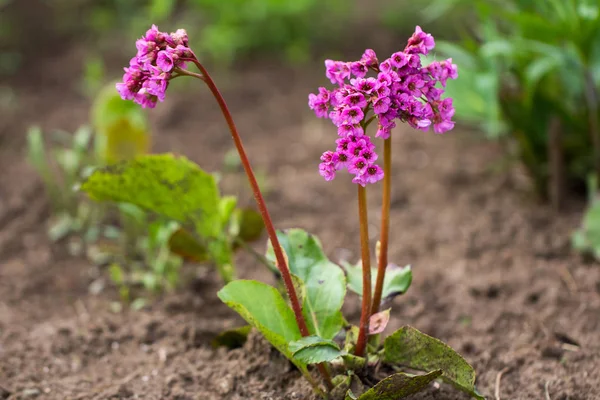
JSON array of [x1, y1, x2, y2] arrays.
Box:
[[354, 185, 372, 357], [371, 137, 392, 315]]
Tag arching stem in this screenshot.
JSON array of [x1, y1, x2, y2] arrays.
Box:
[[174, 63, 333, 391]]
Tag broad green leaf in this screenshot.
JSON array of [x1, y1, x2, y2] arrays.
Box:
[[266, 229, 346, 340], [289, 335, 344, 364], [344, 262, 412, 305], [384, 326, 484, 400], [217, 280, 304, 368], [80, 154, 221, 239], [211, 325, 252, 349], [357, 370, 443, 400]]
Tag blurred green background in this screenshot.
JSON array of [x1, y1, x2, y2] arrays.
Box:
[[2, 0, 600, 262]]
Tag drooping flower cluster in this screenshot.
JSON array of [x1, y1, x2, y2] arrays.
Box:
[[309, 26, 458, 186], [117, 25, 194, 108]]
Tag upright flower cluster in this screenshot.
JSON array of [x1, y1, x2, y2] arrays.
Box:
[[309, 26, 458, 186], [116, 25, 193, 108]]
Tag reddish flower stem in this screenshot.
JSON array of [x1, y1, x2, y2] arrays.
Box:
[[371, 137, 391, 315], [354, 185, 372, 357], [179, 61, 333, 390]]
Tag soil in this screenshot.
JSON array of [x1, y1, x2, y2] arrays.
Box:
[[1, 43, 600, 400]]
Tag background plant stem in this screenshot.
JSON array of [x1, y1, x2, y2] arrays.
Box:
[[355, 185, 372, 357], [371, 137, 391, 315], [179, 62, 333, 390]]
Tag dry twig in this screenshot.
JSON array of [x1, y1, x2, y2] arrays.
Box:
[[544, 380, 552, 400], [494, 367, 510, 400]]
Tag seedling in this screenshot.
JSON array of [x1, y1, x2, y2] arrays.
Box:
[[101, 25, 483, 399]]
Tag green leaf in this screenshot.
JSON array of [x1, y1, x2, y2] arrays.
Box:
[[266, 229, 346, 340], [211, 325, 252, 349], [289, 335, 344, 364], [344, 262, 412, 305], [357, 370, 443, 400], [80, 154, 222, 239], [384, 326, 484, 400], [341, 353, 366, 371], [217, 280, 304, 368]]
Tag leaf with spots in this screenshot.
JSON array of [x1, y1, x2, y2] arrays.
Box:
[[80, 154, 221, 239], [266, 229, 346, 340], [357, 370, 443, 399], [384, 326, 485, 399]]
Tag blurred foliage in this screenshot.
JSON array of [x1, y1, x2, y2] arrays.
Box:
[[427, 0, 600, 198], [27, 81, 265, 305], [38, 0, 348, 66], [92, 83, 151, 163]]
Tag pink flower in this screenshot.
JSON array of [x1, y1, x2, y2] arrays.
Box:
[[117, 25, 194, 108], [405, 26, 435, 55], [350, 61, 368, 78], [389, 52, 408, 69], [335, 151, 352, 169], [319, 162, 336, 181], [341, 106, 364, 125], [360, 148, 378, 163], [373, 96, 391, 114], [364, 165, 384, 184], [157, 50, 175, 71], [344, 93, 367, 108], [309, 26, 457, 185], [353, 77, 379, 94], [338, 123, 363, 137], [348, 157, 368, 175], [360, 49, 379, 67], [325, 60, 351, 85]]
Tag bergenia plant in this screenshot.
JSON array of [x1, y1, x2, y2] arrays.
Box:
[[79, 25, 483, 399]]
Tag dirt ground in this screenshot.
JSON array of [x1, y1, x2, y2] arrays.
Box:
[[1, 42, 599, 400]]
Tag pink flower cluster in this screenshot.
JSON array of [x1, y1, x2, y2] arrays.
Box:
[[116, 25, 194, 108], [309, 26, 458, 186]]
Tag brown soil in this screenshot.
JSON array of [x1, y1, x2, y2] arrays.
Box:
[[1, 44, 600, 400]]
